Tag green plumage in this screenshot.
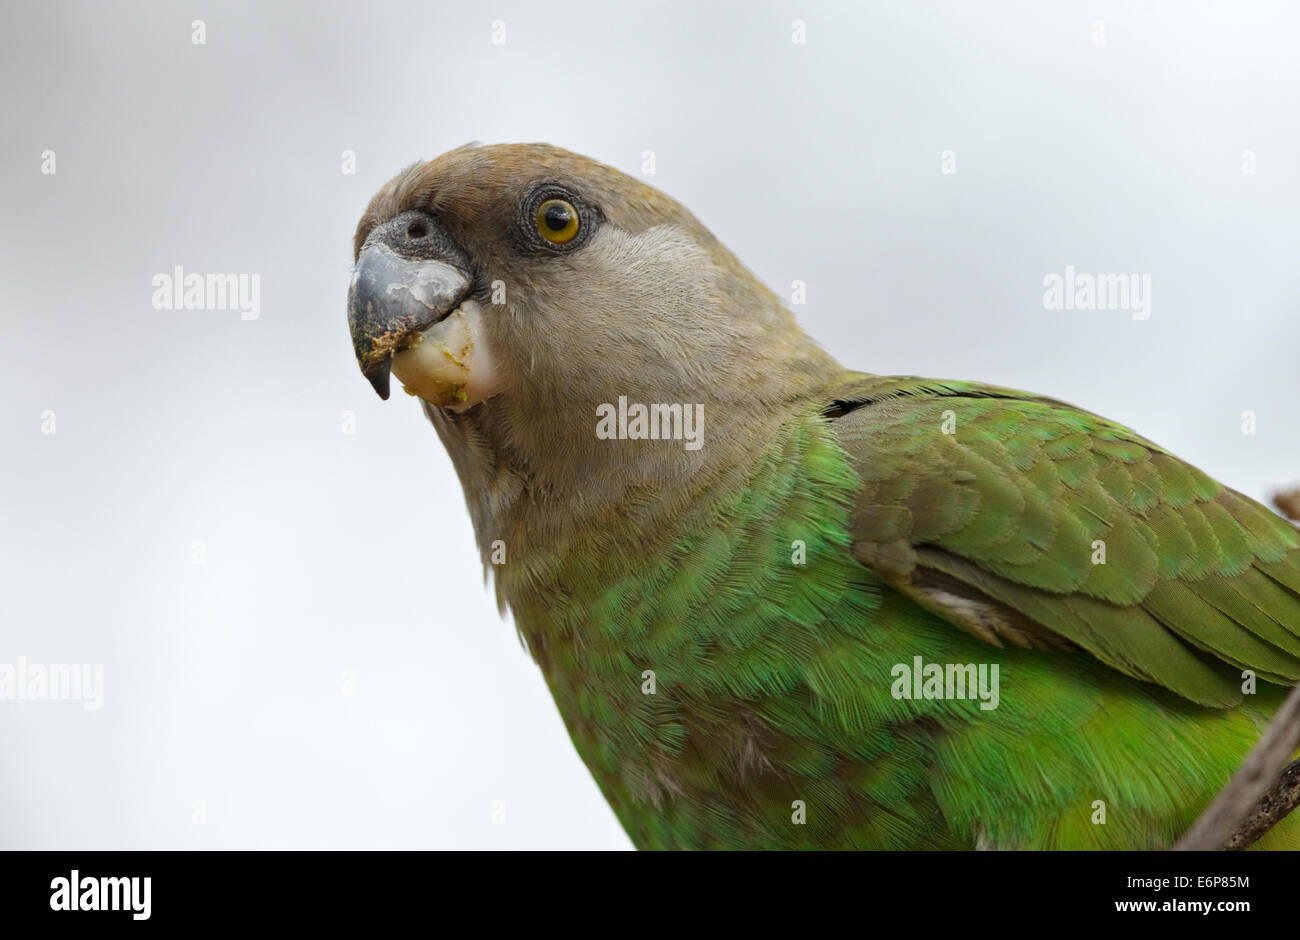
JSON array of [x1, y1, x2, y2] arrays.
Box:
[[354, 145, 1300, 850], [502, 374, 1300, 849]]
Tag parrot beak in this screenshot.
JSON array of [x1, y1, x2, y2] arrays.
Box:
[[347, 210, 474, 400]]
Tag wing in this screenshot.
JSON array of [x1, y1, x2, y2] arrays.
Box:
[[825, 374, 1300, 707]]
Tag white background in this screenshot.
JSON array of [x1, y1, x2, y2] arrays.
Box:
[[1, 1, 1297, 849]]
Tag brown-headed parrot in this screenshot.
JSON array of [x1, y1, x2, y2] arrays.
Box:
[[346, 143, 1300, 850]]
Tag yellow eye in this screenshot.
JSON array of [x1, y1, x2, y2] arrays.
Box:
[[535, 198, 580, 244]]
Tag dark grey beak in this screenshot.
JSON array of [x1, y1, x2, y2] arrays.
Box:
[[347, 210, 473, 400]]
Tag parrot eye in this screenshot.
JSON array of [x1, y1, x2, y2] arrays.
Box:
[[535, 198, 580, 244], [519, 185, 596, 253]]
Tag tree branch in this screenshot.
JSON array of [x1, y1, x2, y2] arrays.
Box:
[[1175, 680, 1300, 850], [1275, 484, 1300, 523], [1220, 757, 1300, 850]]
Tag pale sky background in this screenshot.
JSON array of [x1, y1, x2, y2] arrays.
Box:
[[1, 1, 1297, 849]]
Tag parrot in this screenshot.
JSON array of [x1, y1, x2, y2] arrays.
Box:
[[346, 143, 1300, 850]]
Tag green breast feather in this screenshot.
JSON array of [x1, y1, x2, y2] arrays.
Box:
[[507, 375, 1300, 849]]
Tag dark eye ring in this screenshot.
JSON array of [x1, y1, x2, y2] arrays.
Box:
[[520, 185, 597, 252]]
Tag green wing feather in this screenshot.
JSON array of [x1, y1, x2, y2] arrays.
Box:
[[828, 374, 1300, 707]]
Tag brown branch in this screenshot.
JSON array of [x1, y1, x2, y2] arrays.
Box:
[[1222, 757, 1300, 850], [1175, 680, 1300, 850], [1275, 484, 1300, 523]]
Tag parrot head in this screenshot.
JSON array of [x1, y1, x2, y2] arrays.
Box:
[[347, 143, 839, 553], [348, 143, 834, 409]]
